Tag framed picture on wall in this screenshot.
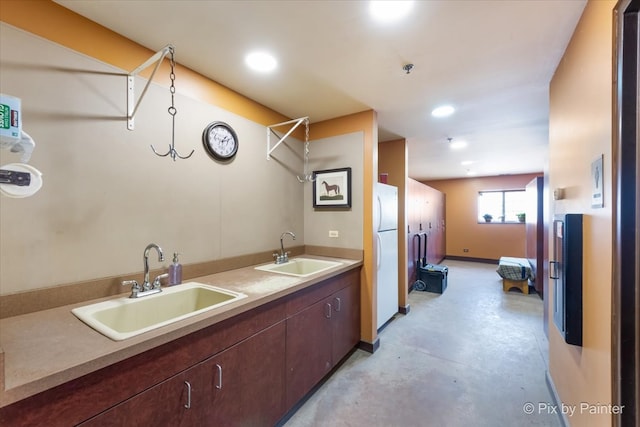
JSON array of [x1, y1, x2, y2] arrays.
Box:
[[312, 167, 352, 208], [591, 154, 604, 208]]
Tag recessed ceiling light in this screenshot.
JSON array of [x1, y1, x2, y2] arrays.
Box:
[[431, 105, 455, 118], [461, 160, 474, 166], [245, 51, 277, 73], [369, 1, 413, 23], [450, 140, 467, 150]]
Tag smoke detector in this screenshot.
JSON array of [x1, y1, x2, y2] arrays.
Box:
[[402, 63, 414, 74]]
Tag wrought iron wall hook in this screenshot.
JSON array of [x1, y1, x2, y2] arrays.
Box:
[[149, 46, 194, 161], [151, 145, 195, 161], [127, 45, 193, 161]]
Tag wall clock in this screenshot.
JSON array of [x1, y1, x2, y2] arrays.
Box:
[[202, 121, 239, 161]]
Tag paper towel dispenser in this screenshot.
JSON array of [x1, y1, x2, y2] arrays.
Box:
[[551, 214, 583, 346]]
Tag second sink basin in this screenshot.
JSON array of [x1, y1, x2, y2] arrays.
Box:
[[72, 282, 247, 341], [255, 257, 342, 277]]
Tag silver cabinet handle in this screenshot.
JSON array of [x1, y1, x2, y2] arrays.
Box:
[[215, 364, 223, 390], [334, 297, 342, 312], [184, 381, 191, 409], [325, 302, 332, 319]]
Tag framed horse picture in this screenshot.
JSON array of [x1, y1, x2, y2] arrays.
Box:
[[312, 167, 352, 208]]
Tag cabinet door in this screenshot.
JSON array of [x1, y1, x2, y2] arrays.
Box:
[[285, 298, 333, 408], [207, 321, 286, 427], [79, 362, 210, 427], [331, 281, 360, 363], [81, 323, 286, 427]]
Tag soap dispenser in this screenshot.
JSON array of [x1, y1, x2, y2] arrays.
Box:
[[168, 252, 182, 286]]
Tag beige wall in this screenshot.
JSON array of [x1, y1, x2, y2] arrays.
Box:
[[304, 132, 364, 250], [0, 23, 305, 294], [547, 1, 615, 425], [0, 2, 369, 302], [426, 174, 541, 261]]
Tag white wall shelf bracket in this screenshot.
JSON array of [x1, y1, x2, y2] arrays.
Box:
[[266, 116, 314, 182], [127, 44, 174, 130], [266, 117, 308, 160]]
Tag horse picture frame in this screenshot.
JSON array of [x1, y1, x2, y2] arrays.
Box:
[[312, 167, 351, 208]]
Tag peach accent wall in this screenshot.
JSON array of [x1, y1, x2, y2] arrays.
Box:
[[378, 139, 409, 310], [548, 1, 615, 426], [425, 174, 541, 261]]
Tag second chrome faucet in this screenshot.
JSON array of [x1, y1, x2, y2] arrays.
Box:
[[274, 231, 295, 264]]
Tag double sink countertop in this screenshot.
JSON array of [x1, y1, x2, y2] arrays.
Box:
[[0, 255, 362, 408]]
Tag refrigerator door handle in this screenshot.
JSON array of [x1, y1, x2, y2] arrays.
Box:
[[376, 233, 382, 269], [376, 195, 383, 231]]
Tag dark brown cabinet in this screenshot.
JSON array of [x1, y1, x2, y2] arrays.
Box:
[[330, 283, 360, 363], [286, 296, 334, 408], [208, 323, 286, 426], [407, 178, 446, 289], [0, 267, 360, 427], [285, 270, 360, 408], [81, 322, 286, 427], [80, 359, 210, 426]]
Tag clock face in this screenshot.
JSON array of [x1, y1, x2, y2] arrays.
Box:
[[202, 122, 238, 161]]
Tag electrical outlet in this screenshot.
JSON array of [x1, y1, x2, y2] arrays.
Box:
[[463, 248, 469, 253], [329, 230, 339, 238]]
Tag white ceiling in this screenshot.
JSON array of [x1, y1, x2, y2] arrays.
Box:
[[54, 0, 586, 181]]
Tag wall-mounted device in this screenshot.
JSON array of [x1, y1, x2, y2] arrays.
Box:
[[550, 214, 583, 346], [553, 188, 565, 200]]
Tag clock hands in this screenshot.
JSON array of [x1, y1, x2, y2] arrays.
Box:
[[213, 133, 233, 154]]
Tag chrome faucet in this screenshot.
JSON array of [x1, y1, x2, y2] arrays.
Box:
[[143, 243, 164, 290], [274, 231, 295, 264], [122, 243, 167, 298]]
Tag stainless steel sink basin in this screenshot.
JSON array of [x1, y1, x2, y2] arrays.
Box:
[[255, 257, 342, 277], [72, 282, 247, 341]]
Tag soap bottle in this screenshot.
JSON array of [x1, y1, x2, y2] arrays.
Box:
[[168, 252, 182, 286]]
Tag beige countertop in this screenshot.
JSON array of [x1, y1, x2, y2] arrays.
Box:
[[0, 255, 361, 408]]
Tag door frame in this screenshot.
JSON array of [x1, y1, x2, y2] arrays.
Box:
[[612, 0, 639, 425]]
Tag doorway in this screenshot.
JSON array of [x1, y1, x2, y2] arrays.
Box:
[[613, 0, 639, 426]]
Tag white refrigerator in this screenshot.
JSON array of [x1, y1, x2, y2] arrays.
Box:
[[375, 183, 399, 329]]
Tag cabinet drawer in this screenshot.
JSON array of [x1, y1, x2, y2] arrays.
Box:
[[285, 269, 359, 316]]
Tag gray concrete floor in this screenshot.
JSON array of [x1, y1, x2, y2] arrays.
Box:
[[283, 260, 561, 427]]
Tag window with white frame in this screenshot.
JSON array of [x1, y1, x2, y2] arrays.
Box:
[[477, 189, 526, 223]]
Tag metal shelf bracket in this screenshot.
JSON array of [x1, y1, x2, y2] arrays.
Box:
[[266, 117, 308, 159], [127, 44, 174, 130], [266, 116, 314, 182]]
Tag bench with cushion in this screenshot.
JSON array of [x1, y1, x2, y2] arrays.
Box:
[[497, 257, 533, 294]]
